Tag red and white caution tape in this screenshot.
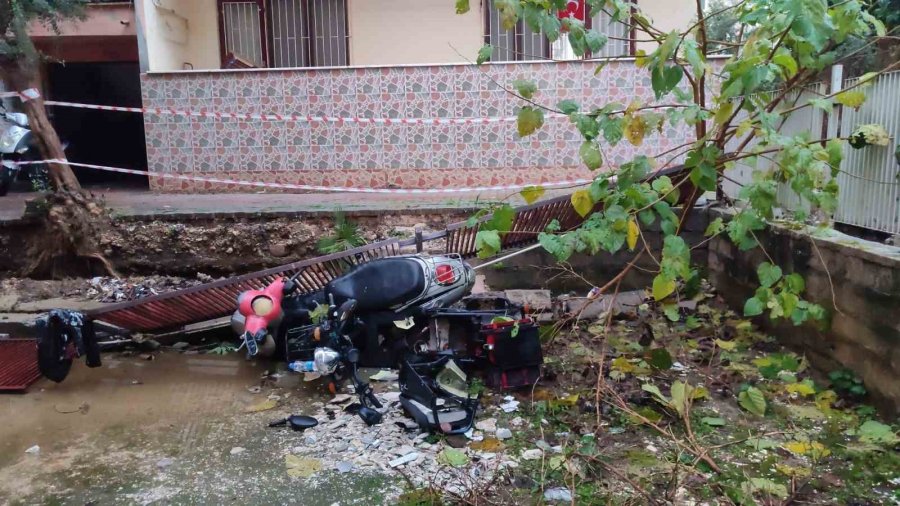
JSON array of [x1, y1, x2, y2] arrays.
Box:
[[2, 89, 565, 125], [7, 159, 590, 194]]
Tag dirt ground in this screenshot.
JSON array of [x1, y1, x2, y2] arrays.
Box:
[[0, 351, 400, 505]]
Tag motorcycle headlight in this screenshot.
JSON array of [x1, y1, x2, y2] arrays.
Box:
[[251, 296, 274, 316]]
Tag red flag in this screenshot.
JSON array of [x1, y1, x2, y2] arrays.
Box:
[[558, 0, 585, 22]]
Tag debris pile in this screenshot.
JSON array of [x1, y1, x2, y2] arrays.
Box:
[[281, 388, 520, 497], [85, 275, 209, 302]]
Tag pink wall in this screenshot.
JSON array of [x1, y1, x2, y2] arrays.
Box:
[[140, 60, 692, 192]]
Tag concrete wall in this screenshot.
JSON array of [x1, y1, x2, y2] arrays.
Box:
[[707, 209, 900, 416], [349, 0, 483, 66], [637, 0, 697, 53], [138, 0, 695, 71], [138, 0, 220, 72]]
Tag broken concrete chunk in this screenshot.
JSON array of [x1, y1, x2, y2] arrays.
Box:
[[495, 428, 513, 440], [544, 487, 574, 502], [521, 449, 543, 460], [329, 394, 353, 404], [389, 452, 419, 468], [475, 418, 497, 433], [229, 447, 245, 456]]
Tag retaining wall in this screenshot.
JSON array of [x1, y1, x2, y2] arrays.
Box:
[[707, 209, 900, 415]]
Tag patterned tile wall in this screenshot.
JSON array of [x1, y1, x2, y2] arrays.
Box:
[[140, 60, 695, 192]]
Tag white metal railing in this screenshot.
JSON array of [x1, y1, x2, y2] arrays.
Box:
[[723, 68, 900, 235], [833, 70, 900, 234]]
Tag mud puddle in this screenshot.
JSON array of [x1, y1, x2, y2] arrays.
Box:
[[0, 351, 391, 505]]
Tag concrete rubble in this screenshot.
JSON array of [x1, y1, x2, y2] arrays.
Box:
[[284, 386, 522, 494]]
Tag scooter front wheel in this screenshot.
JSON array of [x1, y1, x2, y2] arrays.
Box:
[[0, 169, 11, 196]]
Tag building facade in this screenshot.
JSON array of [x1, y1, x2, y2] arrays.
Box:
[[134, 0, 700, 192]]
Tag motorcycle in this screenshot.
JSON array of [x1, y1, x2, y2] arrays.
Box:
[[0, 109, 53, 196], [231, 253, 534, 432]]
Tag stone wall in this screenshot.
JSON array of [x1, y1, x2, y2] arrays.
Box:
[[707, 209, 900, 415], [139, 59, 695, 192]]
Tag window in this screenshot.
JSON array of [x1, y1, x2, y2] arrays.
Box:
[[484, 0, 632, 62], [218, 0, 349, 69]]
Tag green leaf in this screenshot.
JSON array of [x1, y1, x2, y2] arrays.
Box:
[[715, 338, 737, 351], [650, 65, 684, 100], [682, 39, 705, 79], [570, 189, 594, 218], [517, 106, 544, 137], [512, 79, 538, 100], [714, 101, 734, 126], [485, 204, 515, 232], [584, 29, 608, 53], [641, 383, 670, 407], [757, 262, 783, 288], [857, 420, 899, 445], [784, 273, 805, 293], [772, 53, 798, 78], [475, 230, 501, 258], [520, 185, 545, 204], [742, 478, 788, 499], [476, 44, 492, 65], [557, 99, 579, 115], [579, 141, 603, 170], [454, 0, 470, 14], [670, 380, 689, 416], [738, 386, 767, 416], [438, 448, 470, 467], [744, 297, 764, 316], [652, 274, 676, 301], [809, 98, 833, 113], [701, 417, 726, 427], [647, 348, 673, 370], [704, 217, 724, 237], [663, 303, 680, 322], [835, 90, 866, 109]]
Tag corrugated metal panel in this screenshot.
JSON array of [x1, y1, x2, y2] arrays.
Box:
[[0, 339, 41, 391], [835, 70, 900, 234]]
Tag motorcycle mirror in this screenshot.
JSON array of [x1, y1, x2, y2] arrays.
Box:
[[357, 407, 383, 426], [281, 279, 296, 295], [288, 415, 319, 431], [338, 299, 357, 321]]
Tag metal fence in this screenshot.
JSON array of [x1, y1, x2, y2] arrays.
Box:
[[724, 68, 900, 235]]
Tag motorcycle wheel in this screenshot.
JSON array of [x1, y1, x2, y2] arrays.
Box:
[[35, 317, 73, 383], [0, 164, 11, 196]]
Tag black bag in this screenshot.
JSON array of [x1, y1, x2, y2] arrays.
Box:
[[398, 352, 479, 434]]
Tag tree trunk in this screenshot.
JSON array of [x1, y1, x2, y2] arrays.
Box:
[[0, 58, 81, 192], [1, 56, 116, 278]]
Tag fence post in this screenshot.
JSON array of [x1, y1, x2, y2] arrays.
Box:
[[415, 226, 423, 253], [827, 64, 844, 139]]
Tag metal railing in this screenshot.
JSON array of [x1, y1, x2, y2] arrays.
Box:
[[84, 164, 688, 333], [723, 68, 900, 235]]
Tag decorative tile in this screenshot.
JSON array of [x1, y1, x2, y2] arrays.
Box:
[[142, 59, 698, 191]]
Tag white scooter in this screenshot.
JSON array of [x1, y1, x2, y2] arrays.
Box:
[[0, 110, 52, 196]]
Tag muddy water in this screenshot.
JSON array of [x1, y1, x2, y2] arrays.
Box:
[[0, 352, 391, 505]]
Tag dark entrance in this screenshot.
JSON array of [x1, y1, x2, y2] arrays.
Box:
[[46, 62, 147, 189]]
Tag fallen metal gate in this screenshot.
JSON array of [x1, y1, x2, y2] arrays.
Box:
[[86, 167, 686, 334], [0, 339, 42, 391]]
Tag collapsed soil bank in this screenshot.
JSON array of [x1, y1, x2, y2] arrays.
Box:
[[0, 211, 467, 278]]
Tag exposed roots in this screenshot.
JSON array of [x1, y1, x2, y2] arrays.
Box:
[[22, 191, 118, 279]]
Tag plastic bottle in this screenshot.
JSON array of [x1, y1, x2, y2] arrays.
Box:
[[288, 361, 316, 373]]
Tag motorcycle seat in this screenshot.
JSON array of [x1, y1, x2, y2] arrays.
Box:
[[327, 258, 426, 311]]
